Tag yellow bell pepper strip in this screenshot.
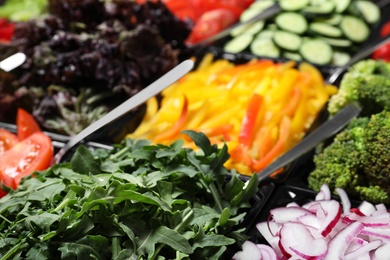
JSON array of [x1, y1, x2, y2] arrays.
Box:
[[154, 95, 188, 143], [127, 55, 337, 176], [238, 93, 263, 148]]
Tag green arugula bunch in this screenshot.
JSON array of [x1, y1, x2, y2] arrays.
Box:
[[0, 131, 258, 259]]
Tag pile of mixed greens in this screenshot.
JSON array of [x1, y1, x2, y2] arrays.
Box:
[[0, 0, 192, 135], [308, 59, 390, 204], [0, 131, 258, 259]]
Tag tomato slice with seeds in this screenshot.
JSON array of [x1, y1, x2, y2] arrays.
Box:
[[0, 132, 53, 190], [0, 129, 19, 155], [17, 108, 41, 140]]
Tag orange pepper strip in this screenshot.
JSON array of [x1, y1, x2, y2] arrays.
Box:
[[254, 126, 274, 160], [238, 93, 263, 148], [279, 86, 302, 118], [154, 95, 188, 142], [252, 116, 291, 172]]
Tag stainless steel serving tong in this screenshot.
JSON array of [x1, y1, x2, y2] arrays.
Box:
[[54, 59, 194, 163]]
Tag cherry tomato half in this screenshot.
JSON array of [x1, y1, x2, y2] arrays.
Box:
[[16, 108, 41, 140], [0, 129, 19, 155], [0, 132, 53, 190], [380, 21, 390, 38], [372, 43, 390, 62]]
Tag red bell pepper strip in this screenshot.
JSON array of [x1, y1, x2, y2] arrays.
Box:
[[238, 93, 263, 148]]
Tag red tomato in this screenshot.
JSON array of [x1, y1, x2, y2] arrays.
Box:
[[372, 43, 390, 62], [0, 132, 53, 190], [0, 19, 14, 43], [380, 21, 390, 37], [16, 108, 41, 140], [186, 8, 238, 44], [0, 129, 19, 155]]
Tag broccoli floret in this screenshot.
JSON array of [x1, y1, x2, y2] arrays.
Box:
[[362, 112, 390, 198], [308, 111, 390, 204], [308, 118, 368, 196], [327, 60, 390, 116]]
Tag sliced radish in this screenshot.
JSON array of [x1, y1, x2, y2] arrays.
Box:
[[373, 244, 390, 260], [336, 187, 351, 215], [279, 222, 328, 259], [232, 240, 262, 260], [257, 244, 280, 260], [316, 183, 331, 201], [270, 207, 314, 223], [344, 240, 382, 260], [324, 222, 364, 259]]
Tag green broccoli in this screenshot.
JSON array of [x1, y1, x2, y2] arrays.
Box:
[[308, 111, 390, 204], [327, 60, 390, 116]]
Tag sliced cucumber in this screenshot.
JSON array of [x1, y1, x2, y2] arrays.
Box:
[[283, 51, 302, 61], [241, 0, 275, 22], [273, 31, 302, 51], [315, 14, 342, 25], [340, 16, 370, 42], [250, 38, 280, 58], [355, 1, 380, 24], [275, 12, 308, 34], [230, 21, 265, 37], [332, 51, 351, 66], [332, 0, 350, 13], [321, 37, 352, 47], [299, 39, 333, 65], [256, 30, 275, 39], [280, 0, 309, 11], [224, 34, 253, 53], [266, 23, 278, 31], [303, 1, 335, 15], [309, 22, 343, 37]]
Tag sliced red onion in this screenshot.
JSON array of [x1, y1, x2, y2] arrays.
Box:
[[374, 204, 388, 215], [286, 202, 300, 208], [336, 187, 351, 215], [232, 240, 262, 260], [279, 222, 328, 259], [316, 184, 331, 201], [359, 201, 377, 216], [323, 221, 364, 259], [361, 226, 390, 241], [256, 244, 280, 260], [270, 207, 314, 223], [344, 212, 390, 227], [373, 243, 390, 260], [313, 200, 342, 237], [298, 214, 321, 229], [344, 240, 381, 260], [256, 221, 281, 244]]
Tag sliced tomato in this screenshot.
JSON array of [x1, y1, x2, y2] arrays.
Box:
[[372, 43, 390, 62], [0, 129, 19, 155], [186, 8, 238, 44], [380, 21, 390, 38], [0, 132, 53, 190], [16, 108, 41, 140]]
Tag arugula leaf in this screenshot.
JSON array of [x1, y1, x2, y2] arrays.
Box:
[[71, 145, 101, 175]]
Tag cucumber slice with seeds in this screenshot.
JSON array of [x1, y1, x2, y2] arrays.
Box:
[[321, 37, 352, 47], [224, 34, 253, 53], [340, 16, 370, 42], [275, 12, 308, 34], [273, 31, 302, 51], [250, 38, 280, 58], [280, 0, 309, 11], [332, 51, 351, 66], [309, 22, 343, 37], [332, 0, 350, 13], [300, 39, 333, 65], [355, 0, 380, 24], [230, 21, 265, 37]]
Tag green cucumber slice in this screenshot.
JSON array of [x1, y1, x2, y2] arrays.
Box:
[[299, 39, 333, 65], [230, 21, 265, 37], [332, 51, 351, 66], [275, 12, 308, 34], [303, 1, 335, 15], [320, 37, 352, 47], [309, 22, 343, 37], [280, 0, 309, 11], [256, 30, 275, 39], [250, 38, 280, 58], [355, 0, 380, 24], [315, 14, 343, 25], [241, 0, 275, 22], [340, 16, 370, 42], [283, 51, 302, 61], [332, 0, 351, 13], [273, 31, 302, 51], [224, 34, 253, 53]]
